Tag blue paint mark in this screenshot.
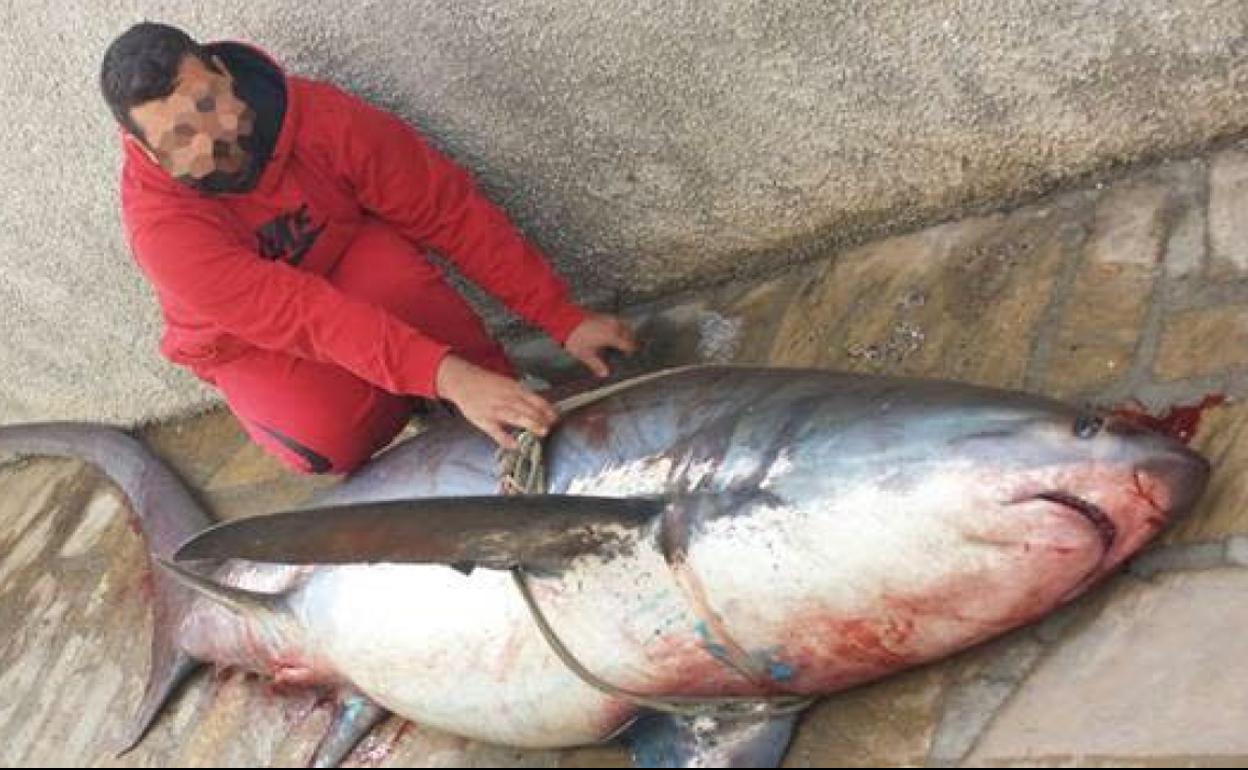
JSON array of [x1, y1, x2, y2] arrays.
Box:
[[767, 661, 795, 682], [693, 621, 733, 662], [694, 621, 712, 641], [705, 642, 730, 660], [751, 648, 797, 683]]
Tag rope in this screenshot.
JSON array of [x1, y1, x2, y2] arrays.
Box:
[[496, 430, 545, 496], [496, 367, 815, 718], [510, 568, 813, 718]]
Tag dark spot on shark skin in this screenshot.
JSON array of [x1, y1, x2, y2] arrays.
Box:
[[210, 663, 238, 687], [1112, 394, 1225, 444], [578, 410, 614, 451]]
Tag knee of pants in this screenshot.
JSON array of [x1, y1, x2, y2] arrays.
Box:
[[253, 427, 347, 476], [250, 414, 407, 477], [258, 433, 376, 476]]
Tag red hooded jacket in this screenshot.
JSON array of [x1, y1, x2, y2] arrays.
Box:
[[120, 45, 586, 398]]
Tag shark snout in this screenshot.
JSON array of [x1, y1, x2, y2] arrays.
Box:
[[1133, 444, 1211, 521]]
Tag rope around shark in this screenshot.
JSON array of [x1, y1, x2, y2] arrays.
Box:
[[497, 366, 815, 719]]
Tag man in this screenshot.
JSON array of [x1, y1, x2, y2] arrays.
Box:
[[100, 22, 636, 474]]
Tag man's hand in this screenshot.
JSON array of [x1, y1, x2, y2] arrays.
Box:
[[435, 355, 559, 450], [564, 313, 638, 378]]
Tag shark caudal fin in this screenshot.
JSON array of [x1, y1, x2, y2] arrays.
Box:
[[0, 423, 214, 756], [115, 647, 201, 756]]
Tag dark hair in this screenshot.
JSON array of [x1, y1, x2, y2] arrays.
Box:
[[99, 22, 213, 141]]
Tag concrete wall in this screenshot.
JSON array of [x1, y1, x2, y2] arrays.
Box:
[[2, 1, 1246, 424]]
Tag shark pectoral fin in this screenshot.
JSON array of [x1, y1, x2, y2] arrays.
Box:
[[309, 692, 391, 769], [173, 495, 666, 571], [625, 711, 802, 769]]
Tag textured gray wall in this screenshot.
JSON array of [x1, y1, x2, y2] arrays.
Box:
[[2, 1, 1246, 424]]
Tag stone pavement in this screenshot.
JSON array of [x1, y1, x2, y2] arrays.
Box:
[[1, 143, 1246, 766]]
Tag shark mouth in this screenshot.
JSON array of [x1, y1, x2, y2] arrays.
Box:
[[1032, 491, 1118, 553]]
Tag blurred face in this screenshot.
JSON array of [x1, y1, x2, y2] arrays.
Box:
[[129, 54, 257, 193]]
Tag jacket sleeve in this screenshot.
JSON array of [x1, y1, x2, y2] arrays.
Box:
[[129, 209, 451, 397], [318, 83, 588, 344]]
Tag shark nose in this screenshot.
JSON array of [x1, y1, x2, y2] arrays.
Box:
[[1135, 445, 1211, 518]]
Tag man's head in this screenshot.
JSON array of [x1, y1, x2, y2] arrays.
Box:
[[100, 23, 258, 193]]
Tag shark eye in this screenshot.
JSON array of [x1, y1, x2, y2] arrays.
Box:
[[1073, 413, 1104, 439]]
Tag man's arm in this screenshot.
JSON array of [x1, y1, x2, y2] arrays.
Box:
[[320, 83, 638, 376], [306, 81, 637, 443], [317, 81, 588, 345]]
